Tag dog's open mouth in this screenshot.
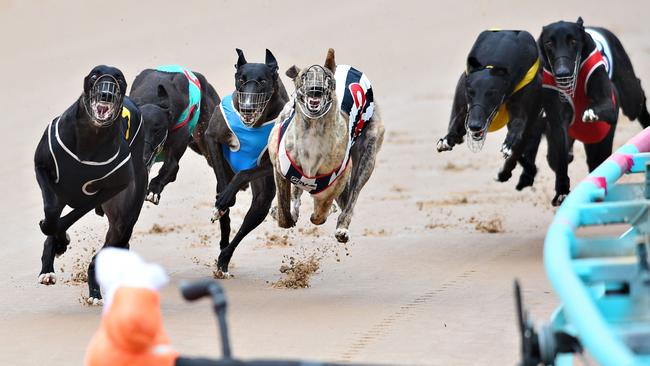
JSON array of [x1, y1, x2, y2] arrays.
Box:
[[92, 101, 116, 121], [470, 129, 487, 141], [307, 96, 322, 112]]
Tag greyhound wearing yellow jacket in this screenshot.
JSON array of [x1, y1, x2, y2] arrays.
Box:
[[437, 29, 571, 206]]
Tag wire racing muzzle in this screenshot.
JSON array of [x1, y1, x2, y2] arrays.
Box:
[[236, 80, 272, 126], [465, 98, 503, 153], [86, 74, 124, 127], [296, 65, 334, 119], [551, 53, 580, 103]]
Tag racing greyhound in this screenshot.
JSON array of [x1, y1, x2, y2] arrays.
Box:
[[203, 49, 289, 276], [130, 65, 220, 204], [437, 30, 570, 206], [33, 65, 148, 303], [269, 48, 385, 242], [531, 17, 650, 172]]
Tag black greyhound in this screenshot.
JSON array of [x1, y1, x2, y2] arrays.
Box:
[[130, 65, 220, 204], [437, 30, 571, 205], [203, 49, 289, 277], [34, 65, 148, 303], [529, 17, 650, 173]]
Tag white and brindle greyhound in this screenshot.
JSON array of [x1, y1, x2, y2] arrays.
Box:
[[268, 49, 384, 243]]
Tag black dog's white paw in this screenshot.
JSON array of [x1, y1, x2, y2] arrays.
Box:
[[552, 193, 569, 207], [582, 109, 599, 122], [500, 144, 513, 159], [86, 296, 103, 306], [436, 138, 453, 152], [211, 207, 228, 223], [213, 270, 233, 279], [38, 272, 57, 285], [145, 192, 160, 205]]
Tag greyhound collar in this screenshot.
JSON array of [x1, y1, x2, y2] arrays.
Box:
[[485, 58, 540, 133], [276, 108, 352, 195]]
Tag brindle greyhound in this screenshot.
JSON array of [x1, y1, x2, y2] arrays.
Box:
[[437, 30, 571, 206], [130, 66, 220, 204], [269, 49, 385, 242], [33, 65, 148, 303], [203, 49, 289, 276], [526, 17, 650, 174]]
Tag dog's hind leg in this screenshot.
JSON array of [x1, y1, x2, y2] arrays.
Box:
[[335, 118, 385, 243], [87, 182, 147, 304], [216, 176, 275, 276], [146, 136, 188, 205]]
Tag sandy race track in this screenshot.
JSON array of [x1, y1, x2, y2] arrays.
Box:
[[1, 0, 649, 364]]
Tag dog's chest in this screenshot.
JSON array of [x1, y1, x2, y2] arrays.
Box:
[[288, 117, 347, 177]]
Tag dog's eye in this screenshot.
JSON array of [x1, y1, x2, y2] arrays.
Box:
[[238, 78, 244, 84], [569, 39, 577, 46], [261, 80, 267, 85], [544, 41, 553, 49]]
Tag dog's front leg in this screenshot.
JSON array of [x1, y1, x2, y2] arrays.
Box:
[[146, 137, 188, 205], [437, 73, 468, 152], [583, 71, 618, 124], [35, 167, 63, 236], [35, 166, 67, 285], [215, 162, 273, 213], [544, 93, 571, 206], [274, 171, 295, 228]]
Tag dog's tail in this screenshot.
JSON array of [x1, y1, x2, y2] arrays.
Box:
[[595, 27, 650, 127]]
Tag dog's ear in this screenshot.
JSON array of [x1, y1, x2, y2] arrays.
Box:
[[324, 48, 336, 73], [576, 16, 584, 30], [537, 36, 549, 67], [265, 49, 279, 73], [286, 65, 301, 80], [83, 73, 92, 93], [235, 48, 247, 69]]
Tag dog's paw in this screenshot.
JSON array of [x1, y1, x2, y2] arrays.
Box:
[[436, 138, 453, 152], [335, 228, 350, 243], [552, 193, 569, 207], [500, 144, 513, 159], [211, 207, 228, 223], [38, 272, 57, 285], [145, 191, 160, 205], [582, 109, 599, 123], [516, 174, 535, 191], [495, 169, 512, 182], [86, 297, 103, 306], [213, 270, 233, 280]]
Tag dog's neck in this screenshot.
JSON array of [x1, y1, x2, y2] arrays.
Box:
[[67, 97, 122, 161], [288, 95, 348, 177]]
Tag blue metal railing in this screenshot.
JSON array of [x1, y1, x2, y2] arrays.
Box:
[[544, 127, 650, 365]]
